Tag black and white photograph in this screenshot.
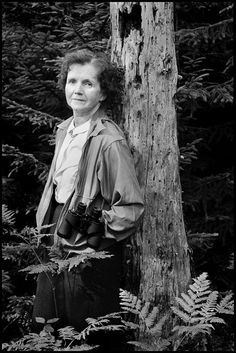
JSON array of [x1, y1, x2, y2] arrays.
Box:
[[2, 2, 234, 351]]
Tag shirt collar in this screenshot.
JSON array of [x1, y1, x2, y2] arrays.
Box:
[[69, 118, 91, 136], [57, 103, 101, 131], [57, 106, 110, 137]]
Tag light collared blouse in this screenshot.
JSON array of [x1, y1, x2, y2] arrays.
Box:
[[53, 118, 91, 204]]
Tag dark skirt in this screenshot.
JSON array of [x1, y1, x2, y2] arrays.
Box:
[[32, 243, 122, 333], [32, 204, 123, 334]]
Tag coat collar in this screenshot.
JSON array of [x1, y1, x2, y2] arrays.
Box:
[[56, 107, 109, 138]]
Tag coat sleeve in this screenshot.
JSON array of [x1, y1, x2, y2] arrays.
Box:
[[98, 139, 144, 241]]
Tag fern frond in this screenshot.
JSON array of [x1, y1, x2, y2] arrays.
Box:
[[181, 292, 195, 307], [128, 337, 170, 351], [2, 332, 58, 351], [119, 289, 141, 314], [59, 344, 99, 351], [192, 272, 210, 285], [140, 301, 151, 319], [171, 306, 191, 323], [127, 341, 153, 351], [20, 262, 57, 275], [2, 204, 16, 225], [2, 243, 33, 261], [189, 285, 211, 297], [51, 258, 70, 274], [216, 292, 234, 314], [199, 291, 218, 319], [187, 288, 197, 301], [57, 326, 79, 341], [149, 314, 168, 335], [175, 297, 193, 314], [67, 251, 113, 271], [227, 253, 234, 270], [120, 289, 167, 333], [120, 320, 139, 330], [172, 271, 234, 347], [208, 317, 226, 324], [195, 295, 212, 303], [173, 323, 213, 337], [75, 313, 126, 341], [2, 270, 14, 295], [145, 306, 159, 329]]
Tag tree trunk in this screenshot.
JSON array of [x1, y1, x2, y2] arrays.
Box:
[[110, 1, 191, 327]]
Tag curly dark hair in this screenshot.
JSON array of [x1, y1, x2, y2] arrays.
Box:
[[58, 48, 124, 122]]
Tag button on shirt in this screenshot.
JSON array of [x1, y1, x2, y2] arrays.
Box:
[[53, 118, 91, 204]]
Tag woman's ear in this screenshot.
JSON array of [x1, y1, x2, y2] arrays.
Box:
[[99, 92, 107, 102]]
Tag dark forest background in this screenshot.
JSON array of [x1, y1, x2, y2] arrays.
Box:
[[2, 2, 234, 350]]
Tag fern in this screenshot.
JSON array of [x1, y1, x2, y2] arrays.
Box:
[[2, 204, 16, 236], [171, 272, 234, 351], [2, 295, 34, 335], [119, 289, 170, 351], [120, 288, 168, 331], [2, 324, 98, 351], [65, 251, 114, 272], [2, 204, 16, 226], [119, 288, 142, 315], [127, 338, 171, 351], [76, 312, 126, 341], [216, 292, 234, 315], [120, 273, 234, 351], [20, 250, 114, 277], [20, 262, 58, 275], [2, 332, 61, 351], [2, 270, 14, 296]]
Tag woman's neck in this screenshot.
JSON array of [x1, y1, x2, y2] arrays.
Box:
[[73, 103, 100, 127]]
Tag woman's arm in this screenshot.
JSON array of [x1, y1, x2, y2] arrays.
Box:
[[98, 139, 144, 241]]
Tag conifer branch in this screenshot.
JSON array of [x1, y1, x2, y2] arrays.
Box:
[[2, 96, 62, 130]]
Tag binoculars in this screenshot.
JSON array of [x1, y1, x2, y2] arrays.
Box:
[[57, 202, 105, 249]]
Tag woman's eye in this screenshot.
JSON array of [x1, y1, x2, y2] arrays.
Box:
[[83, 81, 92, 87], [68, 79, 76, 84]]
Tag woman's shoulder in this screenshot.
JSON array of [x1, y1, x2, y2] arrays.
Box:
[[100, 116, 125, 139], [91, 116, 126, 151]]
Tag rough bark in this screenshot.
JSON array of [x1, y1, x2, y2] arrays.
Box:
[[110, 2, 191, 313]]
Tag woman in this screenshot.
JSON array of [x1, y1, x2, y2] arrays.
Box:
[[32, 49, 144, 345]]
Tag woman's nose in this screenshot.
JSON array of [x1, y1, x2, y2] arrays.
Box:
[[74, 82, 83, 94]]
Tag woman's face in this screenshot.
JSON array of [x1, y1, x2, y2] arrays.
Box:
[[65, 62, 105, 117]]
